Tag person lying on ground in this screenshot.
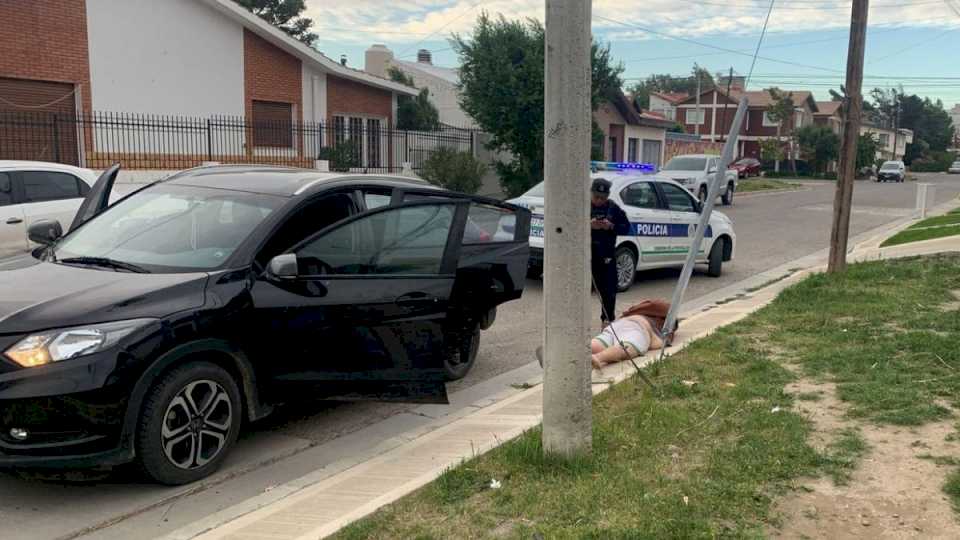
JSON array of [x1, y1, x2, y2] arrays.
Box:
[[535, 299, 678, 371], [590, 314, 664, 370]]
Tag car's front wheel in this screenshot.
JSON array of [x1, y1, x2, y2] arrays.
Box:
[[707, 238, 724, 277], [722, 182, 734, 206], [444, 323, 480, 381], [136, 362, 241, 485], [615, 246, 637, 292]]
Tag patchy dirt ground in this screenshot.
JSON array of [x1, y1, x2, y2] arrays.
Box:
[[767, 376, 960, 539]]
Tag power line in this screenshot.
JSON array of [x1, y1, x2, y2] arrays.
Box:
[[746, 0, 778, 86], [593, 14, 845, 73], [396, 0, 484, 58]]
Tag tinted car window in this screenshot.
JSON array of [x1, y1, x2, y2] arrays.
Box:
[[297, 204, 454, 276], [21, 171, 84, 202], [662, 157, 707, 171], [620, 182, 659, 209], [464, 203, 517, 243], [661, 184, 697, 213], [0, 172, 12, 207], [55, 185, 283, 271]]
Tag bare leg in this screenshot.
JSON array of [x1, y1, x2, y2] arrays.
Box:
[[591, 343, 639, 370]]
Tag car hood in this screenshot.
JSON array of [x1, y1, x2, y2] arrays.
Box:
[[651, 171, 700, 180], [0, 258, 208, 334]]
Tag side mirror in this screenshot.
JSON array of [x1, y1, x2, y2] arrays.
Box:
[[267, 253, 298, 279], [708, 167, 718, 174], [28, 220, 63, 246]]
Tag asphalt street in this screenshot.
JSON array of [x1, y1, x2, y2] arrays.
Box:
[[0, 173, 958, 540]]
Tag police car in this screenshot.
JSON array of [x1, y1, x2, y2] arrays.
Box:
[[507, 162, 736, 292]]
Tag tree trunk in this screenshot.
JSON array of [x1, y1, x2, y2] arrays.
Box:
[[774, 125, 781, 173]]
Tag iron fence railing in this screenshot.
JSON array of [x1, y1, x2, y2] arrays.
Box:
[[0, 111, 477, 173]]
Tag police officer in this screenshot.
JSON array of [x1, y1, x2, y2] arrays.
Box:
[[590, 178, 631, 327]]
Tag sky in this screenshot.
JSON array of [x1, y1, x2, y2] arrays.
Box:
[[303, 0, 960, 108]]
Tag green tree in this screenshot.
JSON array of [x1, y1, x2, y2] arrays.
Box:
[[387, 67, 441, 131], [419, 147, 487, 194], [627, 64, 714, 109], [765, 87, 796, 174], [234, 0, 317, 46], [796, 125, 839, 174], [759, 138, 784, 165], [453, 12, 624, 197], [856, 133, 880, 172]]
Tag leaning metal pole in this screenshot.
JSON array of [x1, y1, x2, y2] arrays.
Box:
[[661, 97, 749, 342]]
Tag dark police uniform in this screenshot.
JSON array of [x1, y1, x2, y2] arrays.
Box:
[[590, 178, 631, 324]]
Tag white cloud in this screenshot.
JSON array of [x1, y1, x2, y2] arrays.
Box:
[[304, 0, 960, 48]]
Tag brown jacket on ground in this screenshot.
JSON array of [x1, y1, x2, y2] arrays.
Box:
[[620, 299, 677, 343]]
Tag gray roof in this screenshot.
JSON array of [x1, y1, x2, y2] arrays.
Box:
[[396, 60, 460, 85]]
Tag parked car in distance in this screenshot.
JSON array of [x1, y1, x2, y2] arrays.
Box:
[[0, 165, 530, 485], [0, 161, 97, 259], [651, 154, 738, 206], [729, 158, 761, 179], [948, 161, 960, 174], [508, 169, 736, 291], [877, 160, 906, 182]]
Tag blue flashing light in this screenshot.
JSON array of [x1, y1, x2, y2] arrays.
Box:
[[589, 161, 657, 173]]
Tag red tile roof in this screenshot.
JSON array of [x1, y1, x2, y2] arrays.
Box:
[[651, 91, 689, 104]]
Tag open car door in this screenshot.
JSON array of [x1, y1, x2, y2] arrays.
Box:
[[68, 163, 120, 232]]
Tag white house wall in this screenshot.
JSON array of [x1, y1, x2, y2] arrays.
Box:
[[86, 0, 244, 118], [302, 65, 327, 159], [394, 64, 475, 128]]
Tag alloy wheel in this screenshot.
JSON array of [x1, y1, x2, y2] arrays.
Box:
[[161, 379, 233, 470], [616, 250, 636, 290]]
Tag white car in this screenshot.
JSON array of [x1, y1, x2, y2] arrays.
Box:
[[948, 161, 960, 174], [507, 172, 737, 291], [653, 154, 739, 206], [0, 161, 97, 259], [877, 160, 906, 182]]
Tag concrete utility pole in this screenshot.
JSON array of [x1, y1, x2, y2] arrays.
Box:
[[828, 0, 869, 273], [541, 0, 593, 457]]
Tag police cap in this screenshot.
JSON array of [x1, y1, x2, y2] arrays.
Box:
[[591, 178, 612, 195]]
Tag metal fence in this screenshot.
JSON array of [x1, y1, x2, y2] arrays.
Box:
[[0, 111, 477, 173]]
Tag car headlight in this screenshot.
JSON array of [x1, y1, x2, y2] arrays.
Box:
[[4, 319, 156, 368]]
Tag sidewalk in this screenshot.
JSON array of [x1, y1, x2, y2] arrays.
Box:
[[172, 202, 960, 540]]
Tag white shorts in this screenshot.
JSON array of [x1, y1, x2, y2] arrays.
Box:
[[594, 317, 651, 355]]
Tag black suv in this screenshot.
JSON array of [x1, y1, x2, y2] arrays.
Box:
[[0, 165, 529, 484]]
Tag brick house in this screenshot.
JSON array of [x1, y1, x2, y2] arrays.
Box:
[[675, 79, 819, 160], [0, 0, 417, 169], [594, 91, 674, 168], [647, 92, 688, 122]]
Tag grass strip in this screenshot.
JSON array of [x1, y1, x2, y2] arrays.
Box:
[[333, 256, 960, 538]]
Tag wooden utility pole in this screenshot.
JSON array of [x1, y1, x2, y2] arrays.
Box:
[[542, 0, 592, 457], [828, 0, 869, 273]]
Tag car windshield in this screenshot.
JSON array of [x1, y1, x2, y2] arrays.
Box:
[[54, 184, 283, 272], [662, 157, 707, 171], [523, 182, 546, 198], [881, 163, 900, 170]]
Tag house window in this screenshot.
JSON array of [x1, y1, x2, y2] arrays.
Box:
[[686, 109, 705, 125], [878, 133, 890, 147], [252, 100, 293, 148], [762, 112, 780, 127], [795, 110, 804, 128], [331, 115, 386, 168], [627, 138, 639, 163], [366, 118, 382, 168]]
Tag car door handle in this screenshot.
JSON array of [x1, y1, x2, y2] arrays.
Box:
[[396, 292, 439, 306], [5, 217, 23, 225]]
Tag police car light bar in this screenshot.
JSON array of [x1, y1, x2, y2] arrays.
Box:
[[589, 161, 656, 173]]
